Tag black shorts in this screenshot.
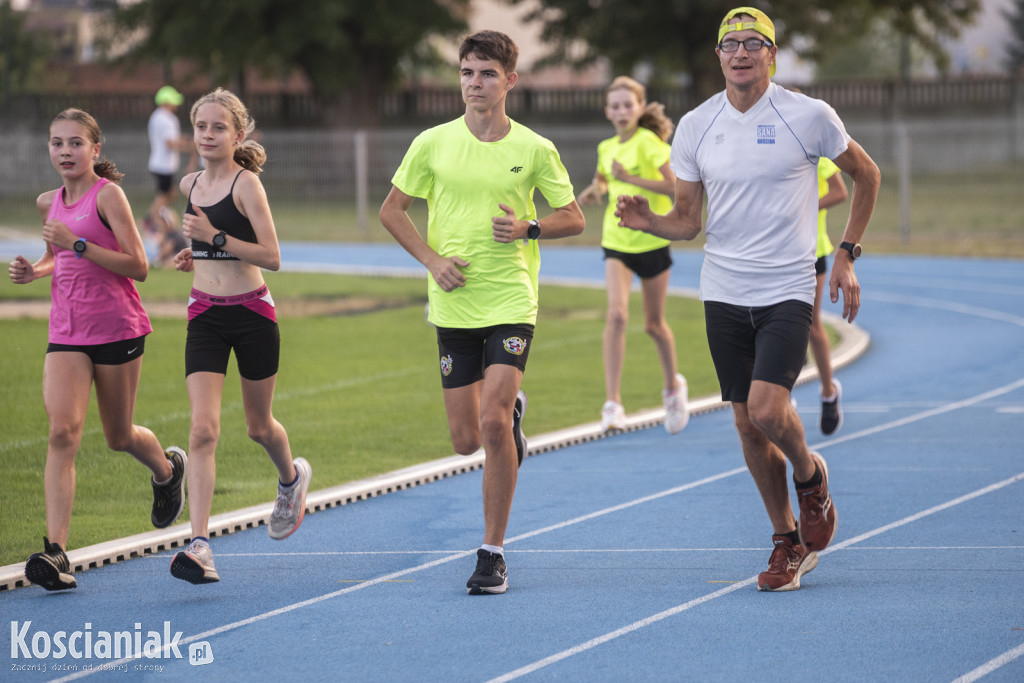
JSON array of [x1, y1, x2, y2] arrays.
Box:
[[815, 255, 828, 276], [47, 335, 147, 365], [603, 246, 673, 279], [703, 300, 813, 402], [152, 172, 174, 194], [186, 305, 280, 380], [435, 323, 534, 389]]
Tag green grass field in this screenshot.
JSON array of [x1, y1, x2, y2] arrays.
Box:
[[0, 270, 716, 567]]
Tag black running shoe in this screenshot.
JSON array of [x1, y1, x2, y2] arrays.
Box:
[[25, 537, 77, 591], [820, 379, 844, 436], [513, 389, 528, 467], [466, 549, 508, 595], [152, 447, 188, 528]]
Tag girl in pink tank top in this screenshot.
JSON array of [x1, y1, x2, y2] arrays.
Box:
[[7, 109, 188, 591]]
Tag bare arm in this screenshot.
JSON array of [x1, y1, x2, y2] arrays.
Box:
[[610, 159, 676, 198], [576, 171, 607, 206], [829, 140, 881, 322], [819, 170, 848, 211], [379, 185, 469, 292], [491, 200, 585, 242], [616, 177, 704, 241]]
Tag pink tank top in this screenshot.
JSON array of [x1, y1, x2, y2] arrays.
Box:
[[47, 178, 153, 345]]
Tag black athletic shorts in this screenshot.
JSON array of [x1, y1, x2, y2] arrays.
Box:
[[47, 335, 147, 366], [435, 323, 534, 389], [703, 299, 813, 402], [815, 255, 828, 276], [603, 246, 673, 279], [186, 305, 280, 380], [152, 172, 174, 194]]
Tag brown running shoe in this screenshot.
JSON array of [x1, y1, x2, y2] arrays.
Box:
[[757, 534, 818, 591], [796, 452, 838, 551]]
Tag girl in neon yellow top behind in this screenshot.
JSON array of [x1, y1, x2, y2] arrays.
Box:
[[577, 76, 690, 435]]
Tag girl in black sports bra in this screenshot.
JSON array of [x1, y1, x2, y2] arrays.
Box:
[[169, 88, 312, 586]]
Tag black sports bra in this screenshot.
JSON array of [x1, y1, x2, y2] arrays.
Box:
[[187, 170, 257, 260]]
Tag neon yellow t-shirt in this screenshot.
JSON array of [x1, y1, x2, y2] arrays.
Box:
[[597, 128, 672, 253], [816, 157, 840, 259], [391, 116, 577, 327]]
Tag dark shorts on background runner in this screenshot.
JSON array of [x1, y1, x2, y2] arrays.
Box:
[[815, 255, 828, 276], [186, 305, 280, 380], [704, 299, 813, 402], [47, 335, 147, 366], [152, 172, 174, 194], [603, 246, 673, 279], [435, 323, 534, 389]]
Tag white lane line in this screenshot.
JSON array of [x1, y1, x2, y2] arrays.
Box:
[[53, 388, 1023, 681], [950, 641, 1024, 683], [486, 471, 1024, 683]]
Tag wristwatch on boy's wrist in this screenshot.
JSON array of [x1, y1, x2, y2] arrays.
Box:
[[527, 220, 541, 240], [838, 241, 862, 260]]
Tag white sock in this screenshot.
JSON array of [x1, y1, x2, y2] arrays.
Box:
[[481, 544, 503, 556]]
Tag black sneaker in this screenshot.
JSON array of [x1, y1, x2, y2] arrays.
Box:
[[513, 389, 528, 467], [466, 549, 508, 595], [820, 379, 844, 436], [25, 537, 77, 591], [152, 447, 188, 528]]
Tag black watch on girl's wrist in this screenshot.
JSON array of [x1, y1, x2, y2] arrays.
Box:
[[212, 231, 227, 249]]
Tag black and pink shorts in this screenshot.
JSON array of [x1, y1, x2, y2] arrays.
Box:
[[185, 286, 280, 380]]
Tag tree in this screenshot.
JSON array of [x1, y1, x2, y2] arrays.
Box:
[[99, 0, 471, 124], [1004, 0, 1024, 75], [502, 0, 980, 96], [0, 1, 55, 98]]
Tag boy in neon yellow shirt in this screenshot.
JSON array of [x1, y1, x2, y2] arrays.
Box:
[[380, 30, 584, 595]]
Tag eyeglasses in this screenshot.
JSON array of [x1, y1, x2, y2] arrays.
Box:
[[718, 38, 773, 53]]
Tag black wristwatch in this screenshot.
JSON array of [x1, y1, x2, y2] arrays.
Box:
[[74, 238, 87, 259], [838, 241, 862, 260], [527, 219, 541, 240], [212, 231, 227, 249]]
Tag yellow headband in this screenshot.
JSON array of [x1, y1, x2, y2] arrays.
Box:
[[719, 7, 777, 76]]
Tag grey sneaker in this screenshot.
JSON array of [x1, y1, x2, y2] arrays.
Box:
[[170, 538, 220, 584], [513, 390, 528, 467], [268, 457, 312, 540], [663, 373, 690, 434], [466, 549, 508, 595], [25, 537, 77, 591], [152, 446, 187, 528]]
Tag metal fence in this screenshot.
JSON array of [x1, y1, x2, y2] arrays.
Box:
[[2, 113, 1022, 242]]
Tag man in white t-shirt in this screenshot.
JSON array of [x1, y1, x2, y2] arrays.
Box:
[[146, 86, 193, 250], [617, 7, 880, 592]]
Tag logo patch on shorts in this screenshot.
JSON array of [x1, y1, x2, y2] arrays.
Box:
[[503, 337, 527, 356], [440, 354, 453, 376]]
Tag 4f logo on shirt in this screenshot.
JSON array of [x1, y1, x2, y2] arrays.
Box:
[[510, 166, 523, 173], [757, 125, 776, 145], [503, 337, 527, 355], [440, 354, 453, 376]]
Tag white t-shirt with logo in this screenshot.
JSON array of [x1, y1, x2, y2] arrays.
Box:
[[147, 107, 181, 175], [670, 82, 850, 306]]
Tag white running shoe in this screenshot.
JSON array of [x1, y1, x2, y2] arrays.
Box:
[[663, 373, 690, 434], [600, 400, 626, 431], [170, 538, 220, 584], [268, 457, 312, 540]]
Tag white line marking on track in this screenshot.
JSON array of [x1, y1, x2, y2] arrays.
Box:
[[53, 385, 1024, 682], [950, 641, 1024, 683], [486, 471, 1024, 683]]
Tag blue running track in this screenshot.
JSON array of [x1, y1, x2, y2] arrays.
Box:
[[2, 243, 1022, 682]]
